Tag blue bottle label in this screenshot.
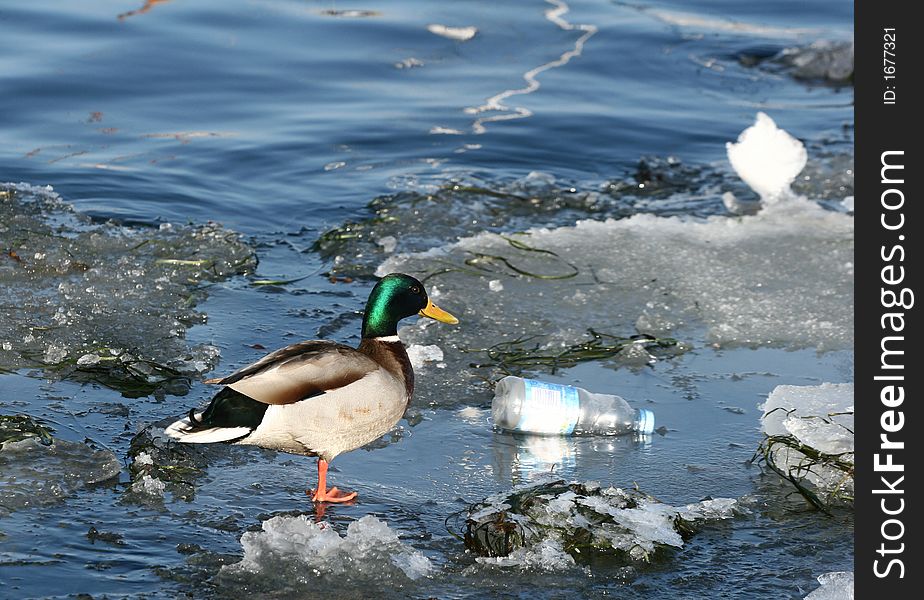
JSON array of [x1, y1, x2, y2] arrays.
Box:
[[518, 379, 580, 434]]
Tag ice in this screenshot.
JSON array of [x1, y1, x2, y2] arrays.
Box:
[[382, 197, 852, 364], [678, 497, 740, 520], [125, 425, 209, 501], [222, 514, 432, 583], [131, 474, 167, 498], [0, 433, 121, 516], [726, 113, 807, 203], [76, 353, 101, 366], [43, 343, 68, 364], [1, 183, 256, 394], [760, 383, 853, 504], [406, 344, 444, 369], [804, 571, 854, 600], [644, 8, 816, 37], [776, 41, 854, 83], [615, 341, 656, 366], [465, 480, 741, 565], [476, 538, 575, 571], [427, 24, 478, 41], [376, 235, 398, 253]]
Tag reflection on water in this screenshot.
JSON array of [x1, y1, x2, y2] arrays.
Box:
[[491, 431, 652, 485], [118, 0, 173, 21]]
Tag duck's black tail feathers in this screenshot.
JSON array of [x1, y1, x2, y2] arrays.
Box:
[[165, 387, 269, 443]]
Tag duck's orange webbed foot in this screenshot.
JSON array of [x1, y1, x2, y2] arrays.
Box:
[[307, 458, 358, 504], [309, 486, 358, 503]]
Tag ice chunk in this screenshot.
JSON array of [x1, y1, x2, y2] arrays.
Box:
[[376, 235, 397, 253], [427, 24, 478, 41], [615, 341, 656, 365], [726, 113, 807, 203], [131, 474, 167, 498], [804, 571, 854, 600], [476, 538, 575, 571], [465, 480, 741, 565], [223, 514, 432, 582], [406, 344, 444, 369], [76, 353, 101, 366], [43, 343, 68, 364], [678, 497, 740, 520], [0, 434, 121, 516], [0, 183, 256, 395], [760, 383, 853, 505], [776, 41, 854, 83]]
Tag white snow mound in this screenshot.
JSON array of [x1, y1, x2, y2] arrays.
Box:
[[727, 112, 808, 203]]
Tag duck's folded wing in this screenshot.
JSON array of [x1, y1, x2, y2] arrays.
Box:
[[205, 341, 380, 405]]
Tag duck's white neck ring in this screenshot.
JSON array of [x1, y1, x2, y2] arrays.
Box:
[[372, 335, 402, 343]]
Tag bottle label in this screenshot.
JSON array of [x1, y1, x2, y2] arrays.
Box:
[[518, 379, 580, 434]]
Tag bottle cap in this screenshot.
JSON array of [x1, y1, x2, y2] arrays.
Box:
[[637, 409, 655, 435]]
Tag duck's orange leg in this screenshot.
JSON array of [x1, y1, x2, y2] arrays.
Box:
[[308, 458, 357, 503]]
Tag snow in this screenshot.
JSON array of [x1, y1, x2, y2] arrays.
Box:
[[804, 571, 854, 600], [726, 112, 807, 203], [223, 514, 432, 582]]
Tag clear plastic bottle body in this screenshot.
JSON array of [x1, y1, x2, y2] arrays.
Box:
[[492, 376, 654, 436]]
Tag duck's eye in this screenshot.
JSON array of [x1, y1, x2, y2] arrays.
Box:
[[410, 286, 421, 295]]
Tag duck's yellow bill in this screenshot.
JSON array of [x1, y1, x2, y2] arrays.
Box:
[[419, 299, 459, 324]]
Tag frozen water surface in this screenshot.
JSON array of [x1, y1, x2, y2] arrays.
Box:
[[1, 183, 256, 395], [804, 571, 854, 599], [0, 436, 120, 517], [380, 198, 852, 375]]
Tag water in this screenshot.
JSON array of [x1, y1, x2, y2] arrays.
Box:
[[1, 0, 852, 598]]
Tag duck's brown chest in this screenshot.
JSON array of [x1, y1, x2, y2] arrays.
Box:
[[358, 339, 414, 400]]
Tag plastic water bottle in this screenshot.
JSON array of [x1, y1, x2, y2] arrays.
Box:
[[492, 376, 655, 436]]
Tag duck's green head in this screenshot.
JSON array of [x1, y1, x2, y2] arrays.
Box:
[[361, 273, 458, 338]]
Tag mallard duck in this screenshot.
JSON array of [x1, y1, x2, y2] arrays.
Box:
[[164, 273, 458, 503]]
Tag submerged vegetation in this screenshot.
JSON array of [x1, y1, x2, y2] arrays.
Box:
[[754, 430, 855, 512], [0, 413, 55, 447], [465, 329, 688, 375]]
